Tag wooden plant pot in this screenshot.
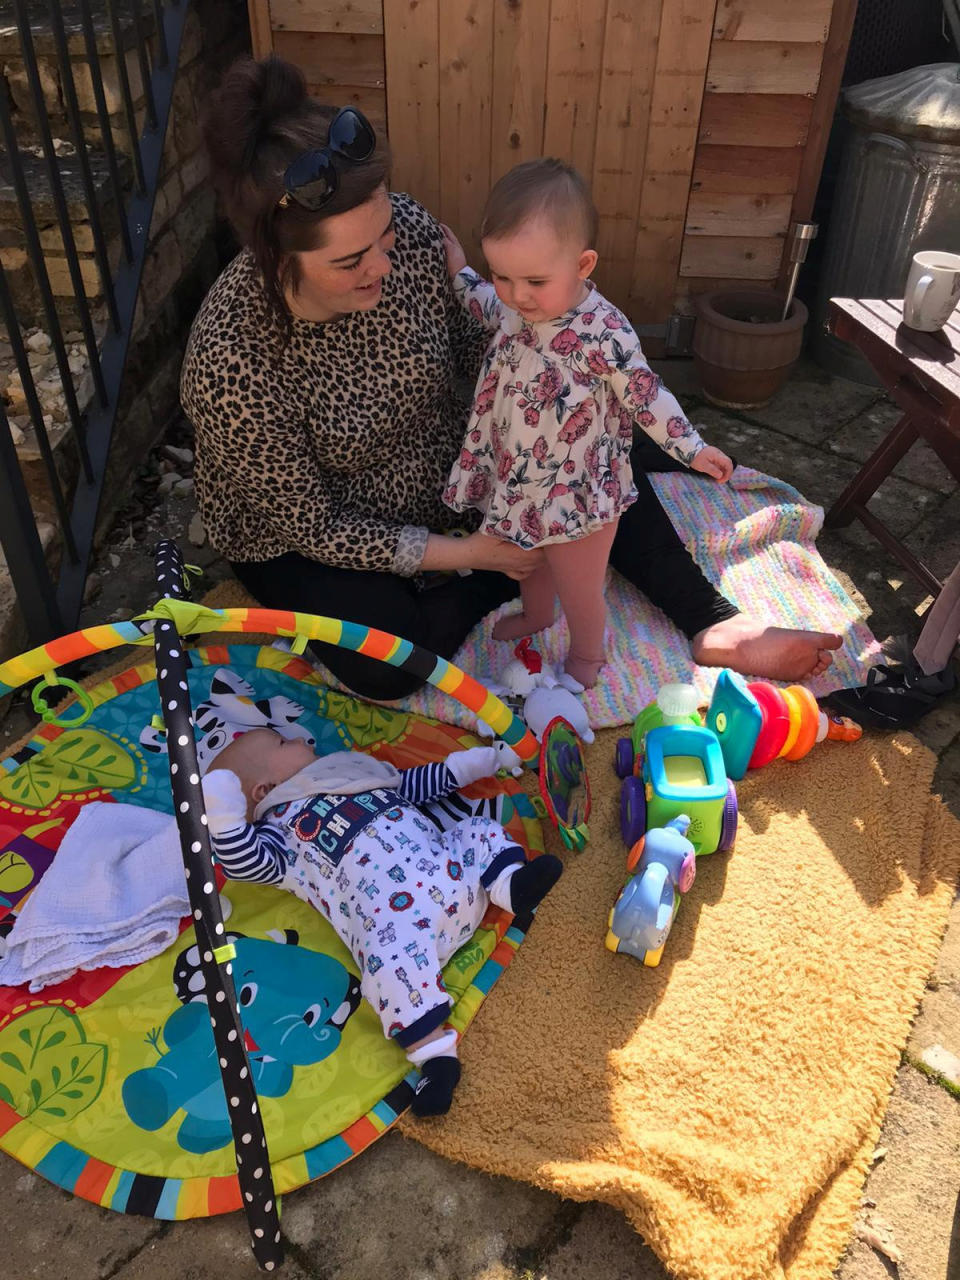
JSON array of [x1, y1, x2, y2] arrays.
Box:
[[692, 290, 808, 409]]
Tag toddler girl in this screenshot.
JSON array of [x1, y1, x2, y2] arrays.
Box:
[[442, 159, 733, 687]]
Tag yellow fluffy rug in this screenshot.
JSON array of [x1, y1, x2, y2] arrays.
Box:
[[402, 726, 960, 1280]]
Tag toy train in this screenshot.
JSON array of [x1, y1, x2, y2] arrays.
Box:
[[606, 673, 860, 967]]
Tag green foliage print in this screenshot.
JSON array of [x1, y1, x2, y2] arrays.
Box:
[[0, 1006, 107, 1120], [0, 730, 138, 808], [316, 690, 406, 747], [0, 850, 35, 897]]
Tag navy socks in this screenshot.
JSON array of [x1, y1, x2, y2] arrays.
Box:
[[411, 1055, 462, 1117], [509, 854, 563, 915]]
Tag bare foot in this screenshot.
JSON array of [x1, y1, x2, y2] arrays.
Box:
[[564, 653, 605, 688], [809, 648, 835, 678], [493, 609, 555, 643], [691, 616, 842, 683]]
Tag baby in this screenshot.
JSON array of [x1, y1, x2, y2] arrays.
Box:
[[203, 728, 562, 1116], [442, 158, 734, 688]]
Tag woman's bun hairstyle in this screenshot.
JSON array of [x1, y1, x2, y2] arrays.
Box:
[[204, 55, 307, 187]]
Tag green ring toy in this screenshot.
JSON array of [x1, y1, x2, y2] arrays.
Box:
[[30, 673, 95, 728]]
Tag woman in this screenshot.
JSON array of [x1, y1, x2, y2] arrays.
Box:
[[182, 55, 840, 701]]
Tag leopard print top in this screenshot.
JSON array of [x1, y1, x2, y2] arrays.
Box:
[[180, 193, 487, 574]]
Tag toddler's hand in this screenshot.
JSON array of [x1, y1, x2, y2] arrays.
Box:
[[440, 222, 467, 277], [691, 445, 734, 483]]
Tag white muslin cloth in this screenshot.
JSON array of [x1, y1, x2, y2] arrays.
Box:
[[0, 802, 189, 992]]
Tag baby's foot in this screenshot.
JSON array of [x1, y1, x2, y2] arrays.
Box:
[[564, 653, 605, 688], [509, 854, 563, 915], [493, 609, 555, 643], [411, 1055, 461, 1117]]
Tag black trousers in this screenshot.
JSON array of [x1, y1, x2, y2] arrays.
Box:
[[232, 439, 738, 701]]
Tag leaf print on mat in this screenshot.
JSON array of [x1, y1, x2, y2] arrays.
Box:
[[315, 690, 406, 748], [0, 850, 35, 896], [0, 730, 138, 809], [0, 1006, 106, 1120]]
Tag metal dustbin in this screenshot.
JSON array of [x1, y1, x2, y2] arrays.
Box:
[[812, 62, 960, 384]]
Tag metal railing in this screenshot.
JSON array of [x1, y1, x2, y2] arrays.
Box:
[[0, 0, 190, 645]]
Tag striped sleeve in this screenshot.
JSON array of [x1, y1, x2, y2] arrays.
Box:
[[203, 768, 287, 886], [210, 819, 288, 886], [394, 763, 459, 807]]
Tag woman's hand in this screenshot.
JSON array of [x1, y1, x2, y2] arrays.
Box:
[[468, 533, 543, 580], [691, 445, 734, 483], [422, 531, 543, 580], [440, 223, 467, 278]]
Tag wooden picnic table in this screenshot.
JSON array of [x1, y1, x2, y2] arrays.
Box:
[[824, 296, 960, 597]]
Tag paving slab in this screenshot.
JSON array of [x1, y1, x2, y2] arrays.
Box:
[[692, 409, 937, 542], [838, 1238, 902, 1279], [825, 500, 953, 564], [814, 530, 942, 647], [110, 1216, 313, 1280], [936, 736, 960, 825], [654, 357, 881, 448], [921, 1044, 960, 1085], [541, 1202, 669, 1280], [281, 1131, 561, 1280], [4, 1164, 164, 1280], [818, 526, 937, 645], [822, 551, 876, 619], [827, 399, 957, 496], [650, 357, 702, 405], [931, 896, 960, 988], [908, 491, 960, 587], [733, 358, 882, 445], [909, 693, 960, 758], [835, 1066, 960, 1280], [909, 980, 960, 1069]]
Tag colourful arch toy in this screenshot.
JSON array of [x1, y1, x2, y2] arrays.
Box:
[[0, 602, 540, 767]]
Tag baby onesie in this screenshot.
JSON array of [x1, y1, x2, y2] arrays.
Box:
[[204, 759, 525, 1049]]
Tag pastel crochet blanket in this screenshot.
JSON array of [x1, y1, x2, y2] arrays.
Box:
[[402, 468, 882, 730]]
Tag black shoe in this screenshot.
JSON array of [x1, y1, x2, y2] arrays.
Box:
[[824, 662, 956, 730]]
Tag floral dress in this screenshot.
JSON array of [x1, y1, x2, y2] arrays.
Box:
[[443, 270, 706, 550]]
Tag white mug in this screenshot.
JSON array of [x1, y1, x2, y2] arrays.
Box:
[[903, 250, 960, 332]]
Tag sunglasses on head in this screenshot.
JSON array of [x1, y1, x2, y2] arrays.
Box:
[[278, 107, 377, 211]]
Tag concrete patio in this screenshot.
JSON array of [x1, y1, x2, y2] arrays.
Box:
[[2, 356, 958, 1280]]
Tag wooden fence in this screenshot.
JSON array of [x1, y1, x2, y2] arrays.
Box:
[[249, 0, 856, 335]]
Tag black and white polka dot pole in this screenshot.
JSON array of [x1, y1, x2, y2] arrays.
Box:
[[153, 540, 283, 1272]]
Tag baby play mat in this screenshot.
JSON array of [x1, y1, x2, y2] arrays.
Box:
[[0, 647, 541, 1218]]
